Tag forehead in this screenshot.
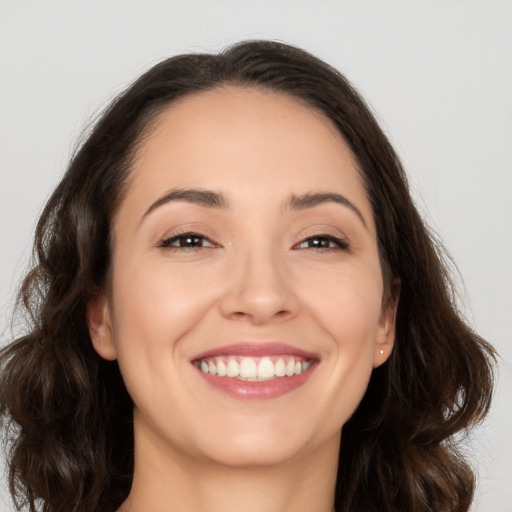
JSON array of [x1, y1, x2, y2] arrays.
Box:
[[136, 86, 352, 162], [124, 86, 372, 224]]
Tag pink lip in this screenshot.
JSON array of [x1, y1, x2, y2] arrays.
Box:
[[191, 342, 319, 361], [191, 342, 319, 401]]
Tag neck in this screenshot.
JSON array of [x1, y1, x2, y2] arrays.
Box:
[[119, 427, 339, 512]]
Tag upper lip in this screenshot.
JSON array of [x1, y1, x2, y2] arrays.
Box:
[[191, 342, 319, 361]]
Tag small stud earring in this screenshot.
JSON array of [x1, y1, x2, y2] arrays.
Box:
[[380, 349, 384, 356]]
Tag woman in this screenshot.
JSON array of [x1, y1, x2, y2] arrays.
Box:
[[0, 40, 495, 512]]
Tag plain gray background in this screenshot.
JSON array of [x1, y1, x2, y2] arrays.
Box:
[[1, 1, 511, 511]]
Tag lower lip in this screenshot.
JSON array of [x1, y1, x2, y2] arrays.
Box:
[[195, 366, 316, 400]]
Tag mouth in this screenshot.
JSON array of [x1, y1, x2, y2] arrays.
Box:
[[193, 355, 312, 381], [191, 343, 318, 400]]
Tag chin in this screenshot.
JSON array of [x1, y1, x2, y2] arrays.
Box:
[[190, 417, 327, 469], [206, 437, 308, 468]]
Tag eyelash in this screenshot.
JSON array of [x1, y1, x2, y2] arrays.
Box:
[[159, 232, 349, 252], [159, 232, 217, 250], [294, 234, 350, 251]]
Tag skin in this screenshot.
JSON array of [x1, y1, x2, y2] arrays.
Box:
[[88, 86, 397, 512]]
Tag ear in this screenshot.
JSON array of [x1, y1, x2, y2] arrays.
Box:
[[87, 293, 117, 361], [373, 280, 400, 368]]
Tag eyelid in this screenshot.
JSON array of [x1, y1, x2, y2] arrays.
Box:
[[159, 230, 220, 249], [293, 232, 350, 251], [157, 226, 350, 252]]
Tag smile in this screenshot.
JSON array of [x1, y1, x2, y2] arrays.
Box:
[[191, 343, 318, 400], [194, 355, 312, 381]]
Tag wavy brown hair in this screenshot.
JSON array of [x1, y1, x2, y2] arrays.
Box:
[[0, 40, 495, 512]]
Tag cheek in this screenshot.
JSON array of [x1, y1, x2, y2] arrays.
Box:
[[296, 266, 384, 426], [106, 265, 220, 444], [298, 262, 384, 342], [112, 259, 218, 343], [107, 259, 219, 399]]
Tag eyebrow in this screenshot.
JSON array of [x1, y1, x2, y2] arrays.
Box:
[[141, 188, 367, 229], [141, 188, 229, 221], [287, 192, 368, 228]]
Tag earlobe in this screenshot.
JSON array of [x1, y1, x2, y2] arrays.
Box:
[[87, 293, 117, 361], [373, 307, 396, 368], [373, 280, 400, 368]]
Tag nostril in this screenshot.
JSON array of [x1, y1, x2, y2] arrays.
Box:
[[228, 309, 291, 323], [230, 311, 247, 320]]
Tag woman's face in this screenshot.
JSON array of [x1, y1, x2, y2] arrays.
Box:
[[88, 86, 396, 468]]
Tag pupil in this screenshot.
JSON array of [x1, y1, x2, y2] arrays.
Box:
[[311, 237, 328, 247], [181, 236, 201, 247]]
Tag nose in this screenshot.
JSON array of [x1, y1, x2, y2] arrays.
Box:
[[219, 247, 300, 325]]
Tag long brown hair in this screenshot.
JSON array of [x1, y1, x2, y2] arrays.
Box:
[[0, 40, 495, 512]]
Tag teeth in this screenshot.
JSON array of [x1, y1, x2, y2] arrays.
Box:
[[217, 359, 227, 377], [274, 358, 286, 377], [257, 357, 274, 380], [197, 355, 313, 381], [239, 357, 257, 378], [226, 358, 240, 377], [208, 361, 217, 375], [286, 359, 295, 377]]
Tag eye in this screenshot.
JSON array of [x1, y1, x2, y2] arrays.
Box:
[[294, 234, 349, 251], [159, 232, 217, 250]]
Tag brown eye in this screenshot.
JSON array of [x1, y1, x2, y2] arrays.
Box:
[[295, 235, 349, 250], [160, 233, 216, 249]]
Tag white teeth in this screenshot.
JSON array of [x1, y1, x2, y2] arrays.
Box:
[[197, 355, 313, 380], [217, 359, 227, 377], [257, 357, 275, 380], [239, 357, 257, 378], [208, 361, 217, 375], [274, 358, 286, 377], [226, 358, 240, 377]]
